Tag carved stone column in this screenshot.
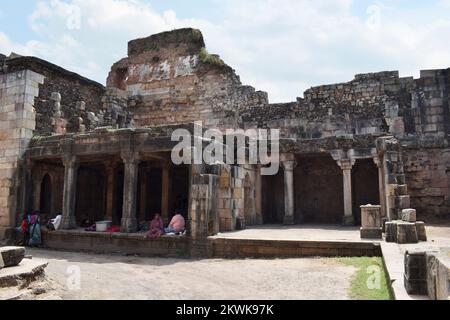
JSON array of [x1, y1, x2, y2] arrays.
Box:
[[121, 152, 140, 233], [282, 159, 297, 225], [61, 156, 79, 230], [338, 159, 355, 226]]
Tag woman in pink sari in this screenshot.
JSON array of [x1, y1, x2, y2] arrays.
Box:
[[146, 213, 165, 238]]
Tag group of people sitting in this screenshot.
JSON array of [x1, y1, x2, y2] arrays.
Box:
[[146, 212, 186, 238]]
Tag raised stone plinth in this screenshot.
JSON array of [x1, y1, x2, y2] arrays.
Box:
[[0, 247, 26, 269], [404, 250, 428, 295], [385, 221, 398, 242], [397, 222, 418, 244], [416, 222, 427, 241], [360, 205, 382, 239]]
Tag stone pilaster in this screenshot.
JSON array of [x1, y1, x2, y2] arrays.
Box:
[[337, 159, 355, 226], [61, 155, 79, 230], [373, 156, 387, 218], [121, 152, 140, 233], [0, 70, 44, 231], [255, 165, 263, 225], [282, 157, 297, 225]]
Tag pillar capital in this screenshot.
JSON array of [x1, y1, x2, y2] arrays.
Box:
[[62, 155, 78, 168], [337, 159, 355, 171], [121, 151, 140, 165], [282, 160, 297, 172]]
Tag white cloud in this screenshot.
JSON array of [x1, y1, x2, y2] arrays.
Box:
[[1, 0, 450, 102]]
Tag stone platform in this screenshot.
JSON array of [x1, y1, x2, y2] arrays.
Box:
[[37, 225, 383, 259], [41, 229, 191, 258], [209, 225, 382, 258], [0, 258, 48, 289]]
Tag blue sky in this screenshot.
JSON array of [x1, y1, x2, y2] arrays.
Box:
[[1, 0, 450, 102]]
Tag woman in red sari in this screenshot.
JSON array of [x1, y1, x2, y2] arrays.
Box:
[[146, 213, 165, 238]]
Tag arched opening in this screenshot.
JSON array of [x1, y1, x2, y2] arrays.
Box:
[[76, 165, 106, 226], [40, 174, 52, 214], [352, 159, 380, 226], [295, 154, 344, 224], [262, 169, 284, 224]]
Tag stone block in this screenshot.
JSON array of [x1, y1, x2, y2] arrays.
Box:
[[395, 195, 410, 210], [361, 205, 381, 228], [415, 221, 427, 241], [360, 227, 382, 239], [397, 221, 418, 244], [385, 222, 398, 242], [404, 250, 428, 295], [233, 188, 243, 199], [0, 246, 25, 268], [401, 209, 417, 222]]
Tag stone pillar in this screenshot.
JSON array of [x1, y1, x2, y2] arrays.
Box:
[[282, 158, 297, 225], [338, 159, 355, 226], [104, 161, 117, 221], [161, 164, 170, 223], [373, 156, 387, 218], [61, 156, 79, 230], [255, 165, 263, 225], [17, 158, 33, 217], [121, 152, 140, 233]]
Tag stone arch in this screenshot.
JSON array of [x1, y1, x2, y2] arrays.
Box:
[[40, 174, 52, 214]]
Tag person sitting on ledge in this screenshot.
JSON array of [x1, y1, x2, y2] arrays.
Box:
[[164, 212, 185, 234], [146, 213, 165, 238]]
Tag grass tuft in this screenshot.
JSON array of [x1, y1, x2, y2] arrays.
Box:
[[199, 47, 225, 67], [336, 257, 394, 300]]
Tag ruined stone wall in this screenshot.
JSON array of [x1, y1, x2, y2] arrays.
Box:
[[107, 28, 268, 130], [0, 70, 44, 231], [4, 56, 105, 135], [403, 147, 450, 221]]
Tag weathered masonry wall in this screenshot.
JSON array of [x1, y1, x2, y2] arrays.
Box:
[[107, 28, 267, 130], [4, 56, 105, 136], [403, 148, 450, 221], [0, 70, 44, 231]]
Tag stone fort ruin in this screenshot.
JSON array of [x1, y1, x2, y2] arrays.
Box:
[[0, 28, 448, 254]]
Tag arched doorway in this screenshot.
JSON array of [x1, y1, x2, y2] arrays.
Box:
[[352, 159, 380, 225], [40, 174, 52, 214]]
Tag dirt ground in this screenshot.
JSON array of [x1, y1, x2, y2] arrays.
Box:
[[14, 248, 356, 300]]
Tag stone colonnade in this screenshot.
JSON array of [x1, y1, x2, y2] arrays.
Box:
[[56, 150, 173, 233], [280, 150, 385, 226]]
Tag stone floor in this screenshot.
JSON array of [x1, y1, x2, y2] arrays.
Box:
[[21, 248, 355, 300], [213, 224, 372, 242], [214, 224, 449, 245]]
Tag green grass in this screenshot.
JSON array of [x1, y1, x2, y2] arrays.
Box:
[[336, 257, 394, 300], [199, 47, 225, 67]]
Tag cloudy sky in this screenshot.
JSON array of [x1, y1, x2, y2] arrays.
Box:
[[1, 0, 450, 102]]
